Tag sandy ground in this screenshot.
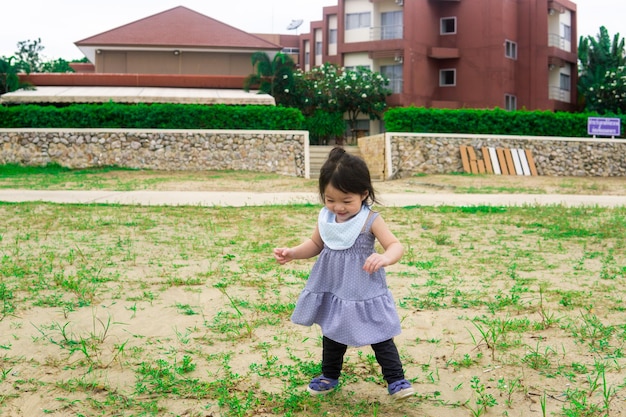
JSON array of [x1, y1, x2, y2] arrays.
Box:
[[128, 172, 626, 196], [0, 172, 625, 416]]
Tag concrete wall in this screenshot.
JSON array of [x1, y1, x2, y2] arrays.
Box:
[[360, 133, 626, 178], [0, 129, 310, 178]]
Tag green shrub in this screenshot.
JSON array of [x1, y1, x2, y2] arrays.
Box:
[[304, 110, 345, 145], [384, 107, 625, 138], [0, 102, 304, 130]]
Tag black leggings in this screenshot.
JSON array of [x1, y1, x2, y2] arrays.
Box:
[[321, 336, 405, 384]]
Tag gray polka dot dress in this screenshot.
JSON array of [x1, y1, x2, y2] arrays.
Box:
[[291, 210, 402, 347]]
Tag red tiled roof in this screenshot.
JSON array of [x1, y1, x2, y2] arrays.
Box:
[[75, 6, 281, 50]]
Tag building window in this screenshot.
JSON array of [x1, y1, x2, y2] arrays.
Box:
[[345, 65, 372, 71], [505, 94, 517, 111], [316, 42, 322, 56], [381, 64, 403, 94], [505, 40, 517, 59], [440, 17, 456, 34], [560, 73, 571, 91], [345, 119, 370, 139], [329, 29, 337, 44], [381, 11, 403, 39], [561, 23, 571, 42], [439, 69, 456, 86], [346, 12, 371, 30], [305, 51, 310, 64]]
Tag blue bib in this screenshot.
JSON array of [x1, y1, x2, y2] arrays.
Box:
[[318, 205, 370, 250]]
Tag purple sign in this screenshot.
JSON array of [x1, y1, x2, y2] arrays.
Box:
[[588, 117, 621, 137]]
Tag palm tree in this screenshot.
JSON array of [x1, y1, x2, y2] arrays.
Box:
[[243, 52, 296, 106], [0, 56, 32, 94]]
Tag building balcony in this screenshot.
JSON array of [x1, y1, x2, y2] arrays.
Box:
[[367, 47, 404, 60], [547, 0, 568, 14], [547, 42, 577, 65], [548, 33, 572, 52], [370, 25, 403, 41], [549, 86, 571, 103], [428, 47, 460, 59]]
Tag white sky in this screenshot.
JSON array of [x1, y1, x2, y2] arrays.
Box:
[[0, 0, 623, 61]]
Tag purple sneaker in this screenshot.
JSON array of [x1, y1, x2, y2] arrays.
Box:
[[388, 379, 414, 400], [307, 375, 339, 395]]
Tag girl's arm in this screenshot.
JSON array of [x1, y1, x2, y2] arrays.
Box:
[[363, 215, 404, 273], [273, 225, 324, 264]]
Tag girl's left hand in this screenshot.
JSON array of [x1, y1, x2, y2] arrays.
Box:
[[363, 253, 390, 273]]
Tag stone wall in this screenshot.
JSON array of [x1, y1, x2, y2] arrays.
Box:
[[362, 133, 626, 178], [0, 129, 309, 178], [357, 134, 386, 180], [3, 129, 625, 179]]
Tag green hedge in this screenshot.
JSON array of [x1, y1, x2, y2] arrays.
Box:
[[384, 107, 626, 138], [0, 102, 304, 130]]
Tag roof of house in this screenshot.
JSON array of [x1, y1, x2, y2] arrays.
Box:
[[75, 5, 282, 51], [0, 86, 275, 106]]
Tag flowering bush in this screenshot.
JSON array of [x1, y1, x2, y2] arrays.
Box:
[[283, 63, 390, 142], [583, 67, 626, 114], [578, 26, 626, 114]]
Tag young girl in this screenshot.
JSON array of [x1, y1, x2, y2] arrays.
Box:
[[273, 147, 414, 400]]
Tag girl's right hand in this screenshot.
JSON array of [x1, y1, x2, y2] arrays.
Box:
[[273, 247, 294, 264]]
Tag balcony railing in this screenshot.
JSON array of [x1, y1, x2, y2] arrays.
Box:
[[548, 33, 571, 51], [370, 25, 404, 41], [549, 86, 571, 103]]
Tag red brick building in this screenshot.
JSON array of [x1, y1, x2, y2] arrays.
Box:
[[298, 0, 578, 114]]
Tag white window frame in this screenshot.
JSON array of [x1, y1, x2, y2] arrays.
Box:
[[440, 17, 457, 35], [346, 12, 371, 30], [505, 40, 517, 60], [439, 69, 456, 86], [505, 94, 517, 111]]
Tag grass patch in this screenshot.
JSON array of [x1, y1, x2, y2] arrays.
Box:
[[0, 201, 624, 416], [0, 164, 318, 191]]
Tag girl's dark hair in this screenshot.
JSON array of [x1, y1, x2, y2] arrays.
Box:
[[318, 147, 378, 205]]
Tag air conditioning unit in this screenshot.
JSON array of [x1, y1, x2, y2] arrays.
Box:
[[395, 0, 404, 5]]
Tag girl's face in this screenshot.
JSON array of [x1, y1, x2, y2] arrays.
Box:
[[323, 184, 368, 223]]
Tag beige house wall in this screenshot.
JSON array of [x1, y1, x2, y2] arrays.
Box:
[[95, 50, 255, 76]]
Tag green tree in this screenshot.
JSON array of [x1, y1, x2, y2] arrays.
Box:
[[40, 58, 75, 73], [578, 26, 626, 114], [15, 38, 45, 73], [243, 52, 296, 106]]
